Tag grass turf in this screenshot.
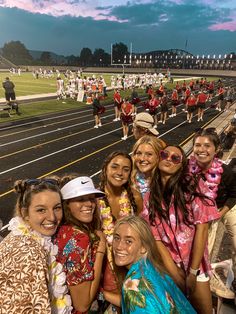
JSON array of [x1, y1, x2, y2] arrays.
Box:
[[0, 71, 219, 122]]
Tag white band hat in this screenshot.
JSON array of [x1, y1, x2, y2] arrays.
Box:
[[61, 176, 105, 200]]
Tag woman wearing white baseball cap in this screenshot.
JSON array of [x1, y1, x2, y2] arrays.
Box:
[[55, 174, 106, 314]]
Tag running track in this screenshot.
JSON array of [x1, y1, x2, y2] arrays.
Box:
[[0, 77, 235, 227]]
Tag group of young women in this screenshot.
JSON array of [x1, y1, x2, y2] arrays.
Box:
[[0, 126, 235, 314]]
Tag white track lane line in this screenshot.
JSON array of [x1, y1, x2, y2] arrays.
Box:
[[0, 127, 122, 175]]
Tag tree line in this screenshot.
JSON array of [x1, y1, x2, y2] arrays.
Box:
[[0, 41, 130, 66]]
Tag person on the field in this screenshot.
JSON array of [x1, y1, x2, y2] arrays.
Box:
[[130, 87, 139, 116], [2, 77, 15, 103], [216, 86, 225, 112], [170, 89, 179, 117], [196, 90, 209, 122], [120, 98, 133, 140], [113, 89, 122, 121], [159, 92, 168, 125], [2, 77, 20, 114], [186, 93, 197, 123], [92, 93, 104, 128]]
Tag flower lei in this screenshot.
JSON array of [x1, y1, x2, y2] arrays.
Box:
[[99, 189, 133, 245], [135, 172, 150, 197], [8, 217, 72, 314], [188, 156, 223, 199]]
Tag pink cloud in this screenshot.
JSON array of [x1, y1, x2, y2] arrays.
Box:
[[209, 20, 236, 32], [0, 1, 128, 22]]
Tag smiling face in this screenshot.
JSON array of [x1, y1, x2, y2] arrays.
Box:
[[113, 223, 146, 269], [134, 143, 158, 177], [67, 194, 96, 223], [158, 146, 183, 176], [193, 136, 217, 169], [106, 155, 132, 188], [24, 190, 62, 236]]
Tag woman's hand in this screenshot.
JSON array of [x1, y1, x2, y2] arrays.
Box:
[[95, 230, 106, 253], [175, 267, 186, 293], [185, 273, 197, 297]]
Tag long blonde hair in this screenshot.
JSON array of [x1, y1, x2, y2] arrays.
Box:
[[131, 135, 166, 185], [113, 215, 167, 274]]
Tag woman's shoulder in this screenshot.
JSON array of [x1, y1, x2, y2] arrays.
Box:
[[56, 224, 90, 249], [0, 232, 48, 262]]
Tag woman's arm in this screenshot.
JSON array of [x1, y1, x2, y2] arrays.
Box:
[[132, 188, 143, 215], [186, 222, 208, 296], [103, 290, 121, 307], [156, 241, 185, 292], [69, 231, 106, 312]]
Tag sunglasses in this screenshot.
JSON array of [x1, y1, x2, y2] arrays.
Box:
[[25, 178, 59, 187], [159, 150, 182, 164]]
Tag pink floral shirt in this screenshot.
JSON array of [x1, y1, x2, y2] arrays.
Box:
[[141, 180, 220, 274]]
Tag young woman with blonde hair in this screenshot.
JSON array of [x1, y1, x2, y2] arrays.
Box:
[[132, 135, 166, 198], [113, 215, 196, 313]]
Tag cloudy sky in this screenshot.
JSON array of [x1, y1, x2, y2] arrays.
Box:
[[0, 0, 235, 57]]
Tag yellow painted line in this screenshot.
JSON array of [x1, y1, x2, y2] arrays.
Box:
[[0, 138, 124, 198], [0, 126, 95, 159], [0, 114, 90, 138]]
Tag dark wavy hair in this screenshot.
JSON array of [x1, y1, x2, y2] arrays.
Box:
[[149, 145, 214, 226], [99, 151, 138, 214]]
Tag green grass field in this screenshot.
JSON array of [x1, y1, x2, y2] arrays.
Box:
[[0, 71, 219, 98], [0, 72, 115, 98], [0, 71, 219, 123]]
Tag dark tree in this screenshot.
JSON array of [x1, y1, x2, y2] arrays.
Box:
[[2, 41, 33, 65], [40, 51, 52, 65], [93, 48, 110, 66], [80, 47, 93, 66], [66, 55, 80, 66], [111, 42, 129, 64]]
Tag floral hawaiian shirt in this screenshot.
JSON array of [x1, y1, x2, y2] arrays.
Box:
[[122, 258, 196, 313], [141, 179, 220, 274]]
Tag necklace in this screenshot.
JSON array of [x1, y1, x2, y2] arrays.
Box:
[[136, 172, 150, 197], [8, 217, 72, 314], [188, 156, 223, 199], [99, 189, 133, 244]]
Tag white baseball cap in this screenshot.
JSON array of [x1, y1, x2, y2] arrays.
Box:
[[134, 112, 159, 136], [61, 176, 105, 200]]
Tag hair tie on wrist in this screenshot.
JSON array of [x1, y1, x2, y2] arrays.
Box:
[[96, 250, 105, 255]]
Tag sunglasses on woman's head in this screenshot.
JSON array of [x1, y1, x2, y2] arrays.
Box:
[[159, 150, 182, 164], [25, 178, 59, 187]]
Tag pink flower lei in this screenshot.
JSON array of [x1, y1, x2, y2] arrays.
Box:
[[188, 156, 223, 199]]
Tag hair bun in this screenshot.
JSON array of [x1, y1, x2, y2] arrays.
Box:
[[14, 179, 27, 194]]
